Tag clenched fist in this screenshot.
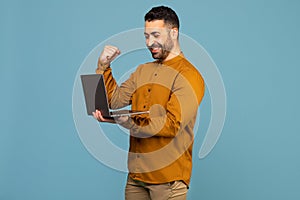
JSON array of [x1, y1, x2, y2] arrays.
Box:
[[97, 45, 121, 71]]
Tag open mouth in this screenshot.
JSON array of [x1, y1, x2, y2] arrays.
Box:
[[151, 47, 161, 53]]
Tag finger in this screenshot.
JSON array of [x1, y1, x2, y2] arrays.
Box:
[[105, 46, 119, 55], [109, 51, 121, 61], [99, 114, 106, 121], [96, 110, 102, 119], [93, 111, 100, 121], [107, 48, 120, 57], [100, 47, 115, 59], [105, 51, 116, 60], [94, 110, 116, 123], [96, 110, 108, 122], [106, 46, 120, 55], [106, 45, 119, 52], [108, 50, 121, 61], [95, 110, 103, 120], [97, 111, 107, 122]]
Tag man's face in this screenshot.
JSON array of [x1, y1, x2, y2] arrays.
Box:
[[144, 20, 175, 61]]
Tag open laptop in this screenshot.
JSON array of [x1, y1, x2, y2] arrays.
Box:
[[80, 74, 149, 118]]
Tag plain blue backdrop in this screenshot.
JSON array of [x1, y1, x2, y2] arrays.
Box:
[[1, 0, 299, 199]]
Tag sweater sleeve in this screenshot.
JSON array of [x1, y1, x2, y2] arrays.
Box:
[[96, 66, 136, 109]]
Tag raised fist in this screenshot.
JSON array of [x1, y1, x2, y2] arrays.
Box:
[[97, 45, 121, 70]]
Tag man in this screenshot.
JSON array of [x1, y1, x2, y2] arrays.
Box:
[[93, 6, 205, 200]]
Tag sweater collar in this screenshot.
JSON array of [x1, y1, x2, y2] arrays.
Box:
[[155, 52, 185, 66]]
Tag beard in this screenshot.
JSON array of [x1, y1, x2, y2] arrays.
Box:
[[148, 34, 174, 61]]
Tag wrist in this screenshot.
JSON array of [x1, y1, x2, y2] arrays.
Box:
[[96, 63, 110, 74]]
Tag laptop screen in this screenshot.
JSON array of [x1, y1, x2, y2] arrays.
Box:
[[80, 74, 110, 116]]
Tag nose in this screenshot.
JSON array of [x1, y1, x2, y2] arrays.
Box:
[[146, 35, 155, 47]]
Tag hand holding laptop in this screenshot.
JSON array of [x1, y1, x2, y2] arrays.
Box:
[[93, 109, 128, 124], [81, 74, 149, 119]]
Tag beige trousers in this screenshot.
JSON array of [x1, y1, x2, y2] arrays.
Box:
[[125, 176, 188, 200]]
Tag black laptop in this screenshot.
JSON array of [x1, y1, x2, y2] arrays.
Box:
[[80, 74, 149, 118]]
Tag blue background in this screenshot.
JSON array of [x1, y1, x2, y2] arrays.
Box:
[[1, 0, 299, 199]]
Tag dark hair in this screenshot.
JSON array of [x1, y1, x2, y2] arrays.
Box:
[[144, 6, 180, 29]]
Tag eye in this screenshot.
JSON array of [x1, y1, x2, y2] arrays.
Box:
[[153, 34, 160, 38], [144, 34, 149, 39]]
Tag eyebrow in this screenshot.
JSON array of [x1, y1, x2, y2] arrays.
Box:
[[144, 31, 161, 35]]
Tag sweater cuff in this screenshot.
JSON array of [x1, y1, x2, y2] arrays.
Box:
[[118, 117, 136, 130], [95, 63, 110, 74]]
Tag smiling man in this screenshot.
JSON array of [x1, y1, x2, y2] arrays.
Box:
[[93, 6, 205, 200]]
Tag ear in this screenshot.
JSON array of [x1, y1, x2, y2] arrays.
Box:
[[170, 28, 179, 40]]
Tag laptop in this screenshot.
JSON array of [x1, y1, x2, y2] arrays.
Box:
[[80, 74, 149, 118]]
